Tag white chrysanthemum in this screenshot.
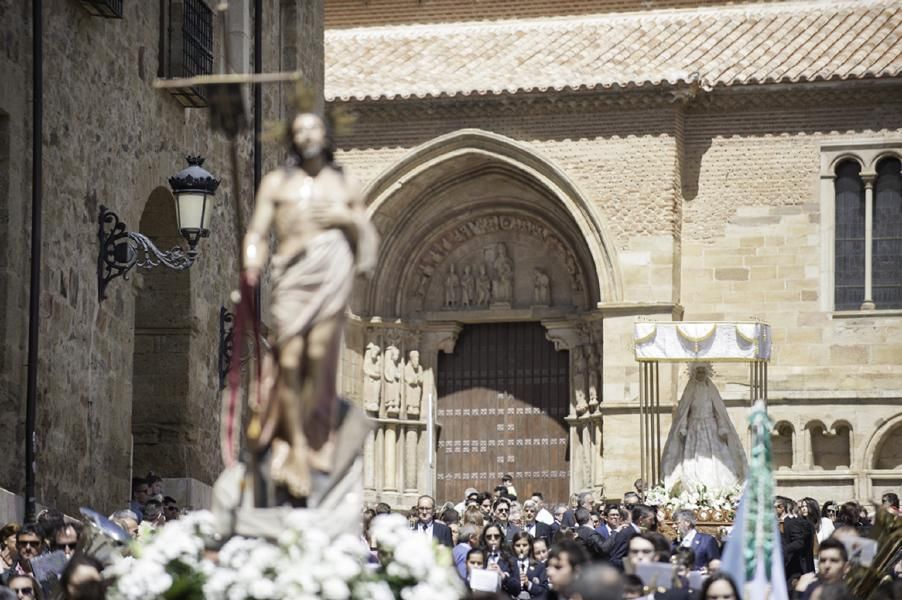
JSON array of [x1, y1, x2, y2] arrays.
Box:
[[320, 576, 351, 599], [108, 557, 173, 600], [353, 580, 395, 600], [369, 513, 408, 550]]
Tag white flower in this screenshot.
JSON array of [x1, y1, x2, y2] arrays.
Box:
[[320, 576, 351, 599]]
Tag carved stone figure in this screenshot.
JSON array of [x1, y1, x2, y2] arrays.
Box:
[[492, 243, 514, 304], [403, 350, 424, 417], [661, 363, 747, 494], [444, 263, 460, 307], [362, 342, 382, 413], [383, 345, 402, 416], [241, 112, 378, 502], [533, 268, 550, 306], [572, 346, 588, 416], [460, 265, 475, 307], [475, 264, 492, 306], [587, 345, 600, 412]]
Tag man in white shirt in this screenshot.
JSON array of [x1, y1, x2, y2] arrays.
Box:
[[531, 492, 555, 525]]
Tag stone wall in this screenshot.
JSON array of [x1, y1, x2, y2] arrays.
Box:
[[331, 84, 902, 503], [0, 0, 323, 516]]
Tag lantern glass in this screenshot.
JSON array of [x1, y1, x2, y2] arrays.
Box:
[[175, 192, 211, 246]]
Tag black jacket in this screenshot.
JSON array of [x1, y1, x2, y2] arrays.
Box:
[[782, 517, 815, 580]]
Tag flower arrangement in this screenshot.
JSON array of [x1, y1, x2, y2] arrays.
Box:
[[645, 483, 742, 522], [105, 511, 464, 600]]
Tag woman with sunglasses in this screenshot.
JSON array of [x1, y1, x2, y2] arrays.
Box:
[[7, 574, 43, 600], [480, 523, 521, 597]]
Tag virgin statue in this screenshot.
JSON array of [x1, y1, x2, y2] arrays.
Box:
[[661, 363, 746, 494]]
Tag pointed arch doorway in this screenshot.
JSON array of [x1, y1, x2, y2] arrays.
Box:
[[436, 322, 570, 503]]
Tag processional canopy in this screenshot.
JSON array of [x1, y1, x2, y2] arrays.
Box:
[[633, 321, 771, 363]]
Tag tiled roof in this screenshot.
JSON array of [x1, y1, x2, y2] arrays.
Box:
[[325, 0, 902, 101]]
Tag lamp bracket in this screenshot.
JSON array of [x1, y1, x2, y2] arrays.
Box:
[[98, 206, 198, 301], [218, 306, 235, 391]]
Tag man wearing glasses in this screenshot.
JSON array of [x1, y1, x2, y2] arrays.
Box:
[[413, 495, 453, 547], [1, 524, 43, 583], [493, 497, 521, 542], [596, 505, 621, 541], [163, 496, 181, 521], [51, 523, 80, 559]]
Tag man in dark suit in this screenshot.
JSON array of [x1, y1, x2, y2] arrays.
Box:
[[413, 495, 453, 547], [776, 496, 814, 581], [574, 507, 609, 561], [603, 503, 656, 570], [494, 497, 522, 542], [673, 510, 720, 570], [595, 504, 622, 541], [521, 500, 552, 544]]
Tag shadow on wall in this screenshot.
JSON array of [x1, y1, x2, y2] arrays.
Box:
[[131, 187, 193, 479]]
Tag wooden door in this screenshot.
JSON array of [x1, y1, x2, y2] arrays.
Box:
[[436, 322, 570, 505]]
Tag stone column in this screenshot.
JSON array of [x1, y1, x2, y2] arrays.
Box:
[[364, 429, 375, 490], [862, 176, 875, 310], [801, 425, 814, 469], [384, 424, 398, 491], [404, 426, 419, 492], [592, 418, 604, 492], [418, 322, 462, 495], [374, 426, 385, 491]]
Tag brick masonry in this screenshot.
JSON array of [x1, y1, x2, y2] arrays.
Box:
[[331, 82, 902, 501]]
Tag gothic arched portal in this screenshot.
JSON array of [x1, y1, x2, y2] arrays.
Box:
[[347, 130, 615, 506]]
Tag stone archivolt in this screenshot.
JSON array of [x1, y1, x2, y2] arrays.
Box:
[[418, 213, 584, 301]]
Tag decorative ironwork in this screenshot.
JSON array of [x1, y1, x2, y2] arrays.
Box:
[[97, 206, 198, 301], [79, 0, 123, 18], [218, 306, 235, 390]]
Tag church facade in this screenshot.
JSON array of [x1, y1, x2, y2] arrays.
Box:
[[325, 0, 902, 508]]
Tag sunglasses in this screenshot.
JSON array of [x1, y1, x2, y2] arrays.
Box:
[[165, 506, 179, 511], [54, 542, 77, 551], [485, 533, 501, 539], [18, 540, 41, 548], [11, 587, 34, 597]]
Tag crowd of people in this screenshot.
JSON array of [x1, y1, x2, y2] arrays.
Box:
[[0, 471, 899, 600], [0, 474, 183, 600], [364, 475, 902, 600]]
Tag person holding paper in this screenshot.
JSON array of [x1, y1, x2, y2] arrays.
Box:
[[481, 523, 521, 597]]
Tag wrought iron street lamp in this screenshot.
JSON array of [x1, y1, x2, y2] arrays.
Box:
[[97, 156, 220, 301]]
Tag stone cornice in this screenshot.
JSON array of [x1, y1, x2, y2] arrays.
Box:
[[330, 79, 902, 125]]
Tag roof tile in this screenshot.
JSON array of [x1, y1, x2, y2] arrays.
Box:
[[326, 1, 902, 101]]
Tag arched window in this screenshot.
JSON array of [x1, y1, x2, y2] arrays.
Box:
[[772, 421, 794, 470], [873, 157, 902, 309], [834, 160, 865, 310]]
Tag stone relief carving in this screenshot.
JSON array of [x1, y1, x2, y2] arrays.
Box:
[[573, 345, 589, 416], [491, 243, 514, 304], [404, 350, 424, 417], [587, 345, 600, 413], [533, 268, 550, 306], [362, 341, 382, 413], [383, 345, 401, 416], [460, 265, 475, 307], [412, 214, 585, 300], [475, 264, 492, 306], [444, 264, 460, 307]]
